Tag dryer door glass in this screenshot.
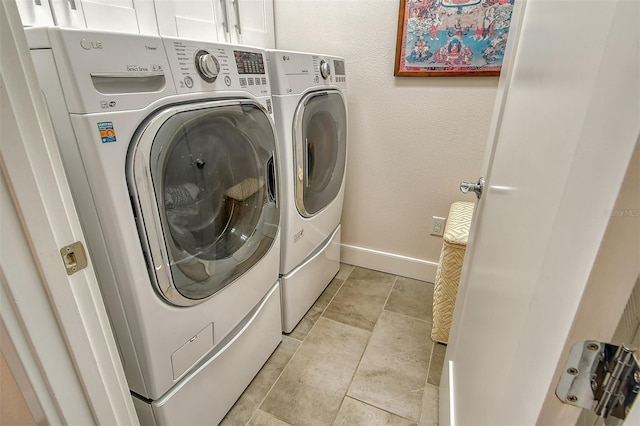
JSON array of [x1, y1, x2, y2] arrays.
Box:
[[130, 101, 279, 306], [294, 91, 347, 217]]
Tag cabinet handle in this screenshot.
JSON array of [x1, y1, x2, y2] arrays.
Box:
[[68, 0, 77, 10], [34, 0, 42, 6], [233, 0, 242, 35], [220, 0, 230, 34]]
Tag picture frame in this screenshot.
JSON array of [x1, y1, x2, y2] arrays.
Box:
[[394, 0, 515, 77]]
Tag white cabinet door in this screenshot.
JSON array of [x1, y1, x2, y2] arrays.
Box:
[[49, 0, 158, 34], [155, 0, 224, 42], [154, 0, 274, 46], [227, 0, 274, 48], [16, 0, 55, 26]]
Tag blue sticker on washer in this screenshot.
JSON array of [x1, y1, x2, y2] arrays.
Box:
[[97, 121, 117, 143]]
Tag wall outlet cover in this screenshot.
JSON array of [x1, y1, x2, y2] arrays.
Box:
[[431, 216, 446, 237]]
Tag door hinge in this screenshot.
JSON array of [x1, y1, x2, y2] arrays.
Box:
[[556, 340, 640, 420], [60, 241, 88, 275]]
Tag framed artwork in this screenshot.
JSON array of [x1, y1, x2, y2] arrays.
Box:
[[394, 0, 515, 76]]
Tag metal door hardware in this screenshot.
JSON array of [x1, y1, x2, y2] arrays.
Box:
[[60, 241, 88, 275], [460, 177, 485, 199], [556, 340, 640, 420]]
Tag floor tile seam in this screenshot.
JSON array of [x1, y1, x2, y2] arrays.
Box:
[[248, 408, 293, 426], [349, 301, 433, 424], [336, 276, 397, 424], [294, 275, 346, 342], [327, 316, 378, 421], [416, 385, 440, 426], [329, 392, 349, 426], [284, 275, 346, 343], [340, 394, 420, 425], [317, 315, 374, 338], [377, 275, 398, 321], [381, 307, 435, 327], [337, 265, 355, 281], [323, 277, 347, 315], [426, 341, 435, 386], [417, 345, 440, 426], [254, 337, 305, 424], [256, 273, 395, 425], [257, 283, 356, 426]]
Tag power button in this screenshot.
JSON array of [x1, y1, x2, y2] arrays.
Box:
[[224, 75, 231, 86]]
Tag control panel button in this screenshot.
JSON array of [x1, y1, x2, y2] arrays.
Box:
[[184, 76, 194, 88]]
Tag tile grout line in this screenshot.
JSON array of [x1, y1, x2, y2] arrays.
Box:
[[382, 307, 435, 326], [346, 394, 421, 425], [330, 274, 399, 425], [248, 269, 352, 426], [240, 337, 301, 426], [416, 341, 437, 425]]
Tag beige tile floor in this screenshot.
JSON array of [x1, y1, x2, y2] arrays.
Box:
[[221, 265, 446, 426]]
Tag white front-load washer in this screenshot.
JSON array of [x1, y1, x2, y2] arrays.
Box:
[[266, 50, 348, 333], [26, 27, 282, 425]]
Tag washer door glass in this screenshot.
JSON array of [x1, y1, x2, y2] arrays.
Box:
[[130, 101, 278, 306], [294, 91, 347, 217]]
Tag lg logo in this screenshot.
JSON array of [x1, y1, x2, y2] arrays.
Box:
[[80, 39, 103, 50]]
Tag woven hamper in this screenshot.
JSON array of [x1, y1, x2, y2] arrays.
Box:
[[431, 201, 474, 344]]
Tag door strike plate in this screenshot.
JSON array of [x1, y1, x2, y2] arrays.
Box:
[[556, 340, 640, 421], [60, 241, 88, 275]]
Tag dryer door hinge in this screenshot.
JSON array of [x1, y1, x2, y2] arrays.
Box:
[[556, 340, 640, 420]]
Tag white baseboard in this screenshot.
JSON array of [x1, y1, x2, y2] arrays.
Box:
[[340, 244, 438, 283]]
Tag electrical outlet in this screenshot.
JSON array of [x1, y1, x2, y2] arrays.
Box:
[[431, 216, 446, 236]]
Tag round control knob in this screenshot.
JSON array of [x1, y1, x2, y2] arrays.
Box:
[[319, 60, 331, 80], [194, 50, 220, 83]]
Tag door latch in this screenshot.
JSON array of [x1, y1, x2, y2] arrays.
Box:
[[460, 177, 485, 199], [556, 340, 640, 420], [60, 241, 88, 275]]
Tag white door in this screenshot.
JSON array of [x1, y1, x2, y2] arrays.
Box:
[[1, 2, 137, 423], [49, 0, 158, 34], [440, 0, 640, 425]]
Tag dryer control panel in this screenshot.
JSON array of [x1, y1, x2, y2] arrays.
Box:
[[163, 37, 271, 97], [266, 50, 347, 96]]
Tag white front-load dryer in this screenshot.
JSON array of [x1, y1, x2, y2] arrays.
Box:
[[267, 50, 348, 333], [26, 27, 282, 425]]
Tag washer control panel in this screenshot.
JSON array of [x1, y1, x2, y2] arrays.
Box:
[[163, 37, 270, 96]]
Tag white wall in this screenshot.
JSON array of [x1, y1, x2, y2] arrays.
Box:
[[274, 0, 497, 281]]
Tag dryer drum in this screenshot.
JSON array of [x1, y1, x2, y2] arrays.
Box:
[[295, 91, 347, 217], [305, 111, 338, 193]]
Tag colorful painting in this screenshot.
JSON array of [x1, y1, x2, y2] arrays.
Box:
[[394, 0, 515, 76]]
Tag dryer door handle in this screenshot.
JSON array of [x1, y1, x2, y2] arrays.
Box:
[[304, 137, 311, 188], [266, 154, 277, 206]]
